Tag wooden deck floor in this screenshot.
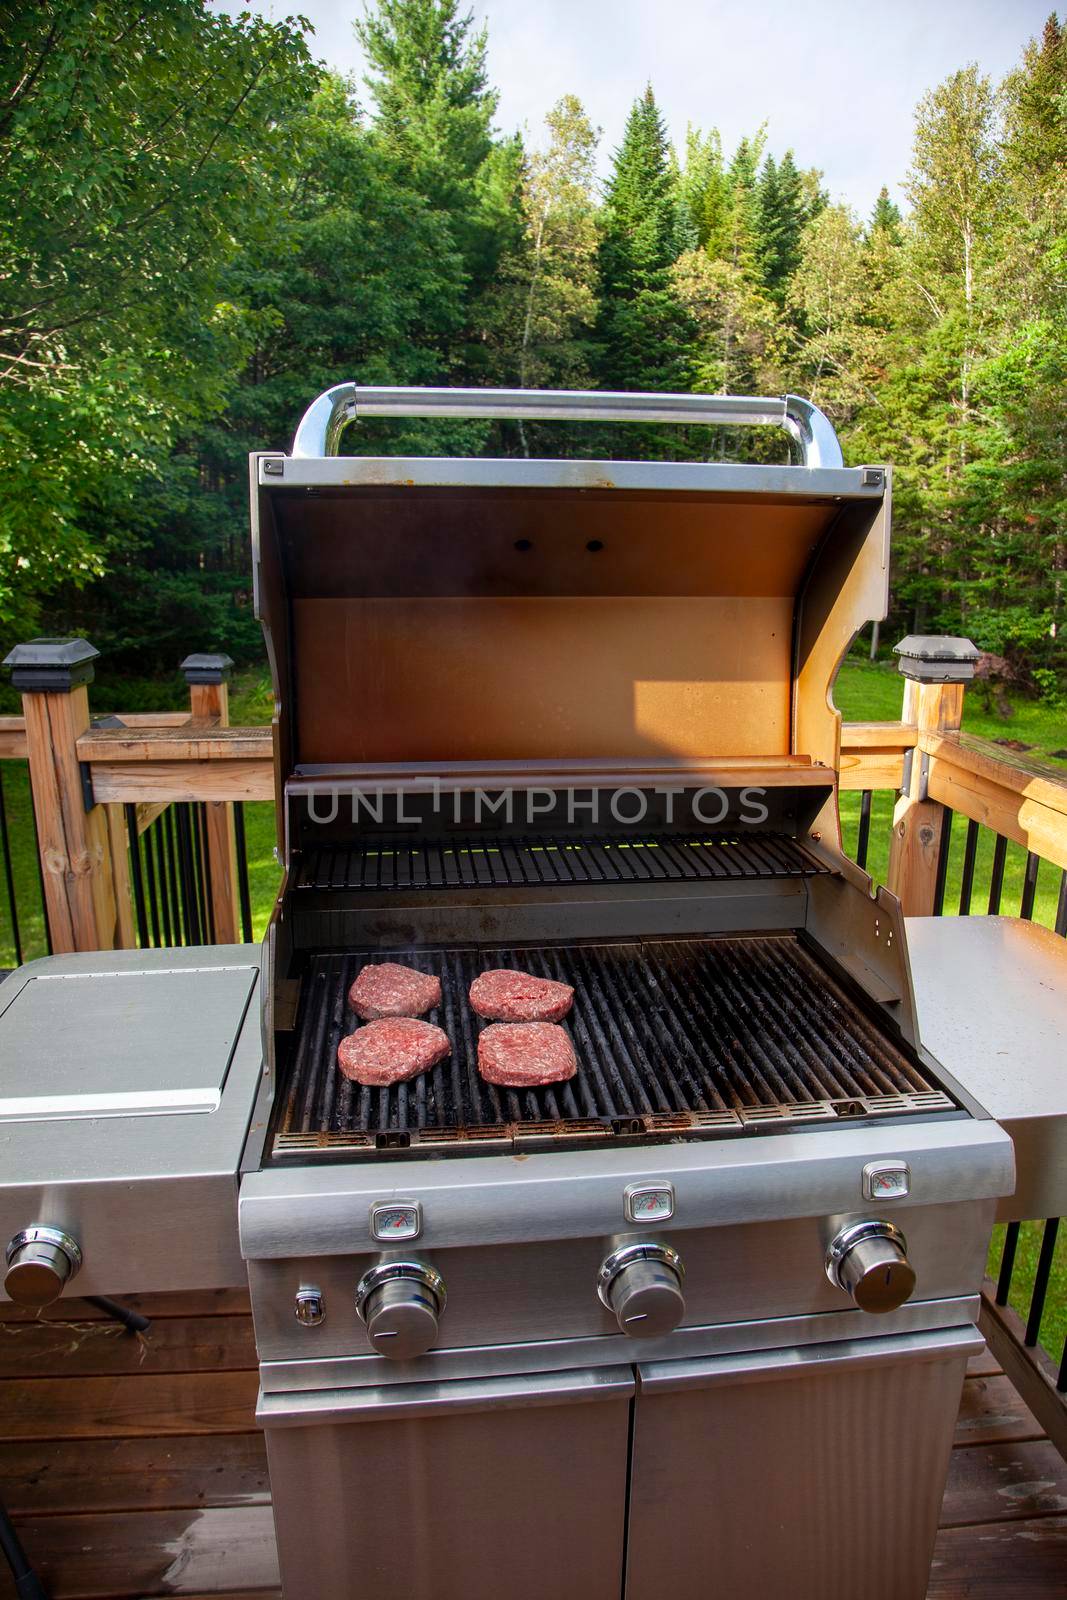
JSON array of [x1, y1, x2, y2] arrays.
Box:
[[1, 1290, 1065, 1598]]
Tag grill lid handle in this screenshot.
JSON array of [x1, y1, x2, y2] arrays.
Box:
[[289, 385, 844, 469]]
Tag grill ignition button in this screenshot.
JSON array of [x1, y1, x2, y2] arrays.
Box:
[[294, 1288, 326, 1327]]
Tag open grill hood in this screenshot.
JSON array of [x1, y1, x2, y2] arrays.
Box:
[[251, 386, 892, 860]]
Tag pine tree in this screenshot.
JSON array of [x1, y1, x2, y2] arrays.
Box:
[[705, 132, 765, 271], [869, 185, 903, 240], [596, 86, 692, 399], [670, 127, 721, 252], [356, 0, 515, 297], [756, 149, 810, 295], [599, 86, 677, 298]]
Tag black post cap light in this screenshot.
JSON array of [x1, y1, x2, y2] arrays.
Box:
[[2, 637, 100, 693], [893, 635, 980, 685], [180, 652, 234, 686]]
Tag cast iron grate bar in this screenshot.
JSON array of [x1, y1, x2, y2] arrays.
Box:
[[271, 934, 952, 1160], [293, 832, 828, 894]]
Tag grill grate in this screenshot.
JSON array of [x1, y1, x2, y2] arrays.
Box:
[[270, 934, 953, 1160], [293, 832, 828, 894]]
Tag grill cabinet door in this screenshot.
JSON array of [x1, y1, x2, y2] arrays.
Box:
[[626, 1325, 982, 1600], [259, 1365, 634, 1600]]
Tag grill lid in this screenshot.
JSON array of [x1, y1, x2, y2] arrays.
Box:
[[251, 387, 890, 832]]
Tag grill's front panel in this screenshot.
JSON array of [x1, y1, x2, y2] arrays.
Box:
[[246, 1202, 995, 1370]]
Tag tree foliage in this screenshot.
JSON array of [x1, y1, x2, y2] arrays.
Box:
[[0, 0, 316, 632], [2, 2, 1064, 696], [481, 95, 600, 411]]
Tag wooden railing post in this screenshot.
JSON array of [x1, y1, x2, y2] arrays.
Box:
[[2, 638, 126, 953], [181, 652, 239, 944], [886, 635, 979, 915]]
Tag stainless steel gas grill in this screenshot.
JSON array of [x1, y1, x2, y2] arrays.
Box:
[[230, 386, 1018, 1600]]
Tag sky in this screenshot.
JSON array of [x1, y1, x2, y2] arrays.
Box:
[[227, 0, 1054, 216]]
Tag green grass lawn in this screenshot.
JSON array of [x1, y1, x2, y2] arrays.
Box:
[[1, 656, 1064, 1362]]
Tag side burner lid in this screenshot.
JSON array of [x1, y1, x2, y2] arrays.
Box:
[[0, 962, 256, 1122]]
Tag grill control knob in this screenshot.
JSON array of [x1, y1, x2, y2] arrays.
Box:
[[355, 1261, 446, 1361], [4, 1227, 82, 1309], [598, 1242, 685, 1339], [826, 1220, 916, 1314]]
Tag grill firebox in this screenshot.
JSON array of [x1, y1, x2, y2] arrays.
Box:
[[270, 934, 954, 1160]]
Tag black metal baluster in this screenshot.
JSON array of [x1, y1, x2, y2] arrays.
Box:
[[996, 1221, 1020, 1305], [855, 790, 872, 870], [28, 797, 52, 955], [185, 804, 204, 946], [1019, 851, 1040, 921], [1024, 1218, 1060, 1349], [124, 804, 150, 949], [958, 819, 979, 915], [233, 801, 254, 943], [143, 817, 161, 947], [1057, 871, 1067, 939], [190, 804, 207, 943], [987, 834, 1007, 914], [0, 767, 23, 966], [1059, 1332, 1067, 1393], [932, 808, 953, 916], [196, 802, 215, 943], [175, 804, 201, 945], [154, 815, 173, 947], [163, 806, 183, 945]]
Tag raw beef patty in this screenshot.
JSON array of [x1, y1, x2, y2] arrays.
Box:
[[348, 962, 442, 1021], [337, 1018, 451, 1086], [478, 1023, 577, 1088], [469, 968, 574, 1023]]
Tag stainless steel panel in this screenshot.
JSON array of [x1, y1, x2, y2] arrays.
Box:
[[264, 454, 878, 497], [0, 962, 256, 1120], [257, 1294, 982, 1394], [0, 947, 265, 1297], [247, 1204, 995, 1368], [239, 1119, 1013, 1259], [262, 1366, 633, 1600], [636, 1321, 982, 1391], [258, 1363, 633, 1425], [289, 877, 809, 953], [906, 915, 1067, 1219], [626, 1326, 980, 1600]]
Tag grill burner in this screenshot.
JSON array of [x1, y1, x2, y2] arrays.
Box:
[[272, 935, 953, 1160], [293, 832, 829, 894]]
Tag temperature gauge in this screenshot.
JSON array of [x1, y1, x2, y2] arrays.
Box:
[[862, 1162, 910, 1202], [624, 1184, 675, 1224], [370, 1201, 422, 1242]]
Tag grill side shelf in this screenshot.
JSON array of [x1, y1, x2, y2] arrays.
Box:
[[292, 833, 831, 894]]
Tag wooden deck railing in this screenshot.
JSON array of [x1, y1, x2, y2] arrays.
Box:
[[2, 633, 1067, 1455]]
